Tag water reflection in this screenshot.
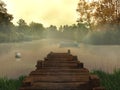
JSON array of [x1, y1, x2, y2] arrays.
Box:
[[16, 58, 21, 61]]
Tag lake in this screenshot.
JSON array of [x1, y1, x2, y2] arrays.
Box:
[[0, 39, 120, 78]]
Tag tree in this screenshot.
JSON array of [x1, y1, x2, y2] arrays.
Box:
[[29, 22, 44, 32], [17, 19, 27, 27], [0, 0, 13, 31], [77, 0, 120, 30], [47, 25, 57, 32], [17, 19, 29, 30]]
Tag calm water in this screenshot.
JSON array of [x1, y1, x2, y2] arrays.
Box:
[[0, 39, 120, 78]]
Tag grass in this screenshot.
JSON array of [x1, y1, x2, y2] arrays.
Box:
[[0, 70, 120, 90], [0, 76, 25, 90], [92, 70, 120, 90]]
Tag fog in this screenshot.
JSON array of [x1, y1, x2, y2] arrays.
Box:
[[0, 39, 120, 78]]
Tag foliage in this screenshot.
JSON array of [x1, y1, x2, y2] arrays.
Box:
[[92, 70, 120, 90], [0, 76, 25, 90], [76, 0, 120, 44], [0, 0, 120, 45], [17, 19, 27, 27], [29, 22, 44, 32], [83, 30, 120, 45], [0, 0, 13, 32], [56, 24, 88, 41], [77, 0, 120, 30]]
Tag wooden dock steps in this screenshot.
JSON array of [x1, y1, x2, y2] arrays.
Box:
[[19, 50, 105, 90], [29, 69, 89, 76], [20, 82, 89, 90]]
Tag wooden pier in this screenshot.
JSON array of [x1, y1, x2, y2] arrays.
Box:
[[19, 50, 105, 90]]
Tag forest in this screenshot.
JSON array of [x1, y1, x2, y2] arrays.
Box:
[[0, 0, 120, 44]]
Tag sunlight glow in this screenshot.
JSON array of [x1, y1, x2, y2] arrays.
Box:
[[3, 0, 79, 27], [85, 0, 99, 3]]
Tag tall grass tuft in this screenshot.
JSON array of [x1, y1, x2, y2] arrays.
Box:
[[92, 70, 120, 90], [0, 76, 25, 90]]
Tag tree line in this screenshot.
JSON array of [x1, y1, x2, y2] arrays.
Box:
[[0, 0, 120, 44], [77, 0, 120, 45], [0, 0, 89, 43]]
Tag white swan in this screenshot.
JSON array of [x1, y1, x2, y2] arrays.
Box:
[[15, 52, 21, 58]]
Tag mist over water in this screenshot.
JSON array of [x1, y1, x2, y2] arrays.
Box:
[[0, 39, 120, 78]]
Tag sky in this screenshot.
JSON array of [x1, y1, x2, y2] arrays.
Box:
[[3, 0, 79, 27]]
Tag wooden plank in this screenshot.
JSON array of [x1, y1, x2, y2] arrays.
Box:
[[32, 68, 89, 72], [43, 63, 77, 67], [45, 58, 74, 61], [28, 75, 89, 82], [29, 70, 89, 76], [44, 60, 79, 63], [32, 82, 88, 90], [30, 72, 89, 76]]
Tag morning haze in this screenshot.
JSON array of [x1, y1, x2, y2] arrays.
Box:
[[3, 0, 79, 27], [0, 0, 120, 89]]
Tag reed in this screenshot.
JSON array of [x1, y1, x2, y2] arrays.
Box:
[[92, 70, 120, 90], [0, 76, 25, 90]]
